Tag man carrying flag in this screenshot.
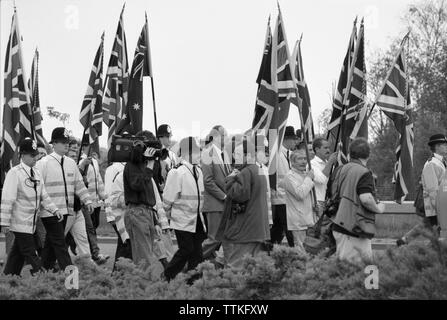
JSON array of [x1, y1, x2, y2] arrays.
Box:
[[77, 33, 109, 264], [268, 6, 297, 247]]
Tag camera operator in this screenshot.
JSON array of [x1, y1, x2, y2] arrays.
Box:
[[123, 131, 163, 268]]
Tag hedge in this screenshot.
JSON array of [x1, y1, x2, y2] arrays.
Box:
[[1, 231, 446, 300]]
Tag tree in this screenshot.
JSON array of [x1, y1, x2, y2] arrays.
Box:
[[367, 0, 447, 200]]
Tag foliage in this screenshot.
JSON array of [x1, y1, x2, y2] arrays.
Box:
[[1, 234, 447, 300], [366, 0, 447, 199]]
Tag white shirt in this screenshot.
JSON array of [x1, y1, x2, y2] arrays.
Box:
[[258, 162, 273, 225], [310, 156, 329, 202], [271, 145, 290, 205]]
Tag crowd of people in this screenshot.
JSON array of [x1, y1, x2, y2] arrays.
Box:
[[0, 123, 445, 281]]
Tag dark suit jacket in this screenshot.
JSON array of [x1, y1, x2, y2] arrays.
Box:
[[201, 144, 231, 212]]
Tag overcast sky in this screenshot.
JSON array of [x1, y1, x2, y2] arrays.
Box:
[[0, 0, 414, 147]]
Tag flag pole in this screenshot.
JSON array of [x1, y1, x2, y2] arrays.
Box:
[[291, 37, 318, 207], [145, 12, 158, 133]]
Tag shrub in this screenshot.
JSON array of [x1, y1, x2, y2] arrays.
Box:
[[1, 234, 446, 300]]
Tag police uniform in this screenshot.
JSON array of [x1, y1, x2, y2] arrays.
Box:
[[36, 127, 92, 270], [1, 138, 59, 275], [162, 137, 206, 281]]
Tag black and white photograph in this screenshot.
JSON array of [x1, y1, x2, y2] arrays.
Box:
[[0, 0, 446, 308]]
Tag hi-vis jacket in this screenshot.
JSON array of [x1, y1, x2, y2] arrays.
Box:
[[104, 162, 125, 223], [1, 162, 58, 234], [81, 154, 105, 207], [422, 153, 446, 217], [36, 152, 92, 217], [105, 171, 129, 242], [162, 160, 206, 233]]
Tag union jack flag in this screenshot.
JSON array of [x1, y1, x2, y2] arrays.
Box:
[[268, 5, 294, 191], [251, 17, 276, 133], [291, 36, 314, 142], [103, 4, 129, 146], [28, 48, 47, 147], [375, 34, 414, 203], [338, 19, 368, 164], [1, 10, 33, 183], [327, 19, 357, 145], [116, 14, 152, 135], [79, 33, 104, 153]]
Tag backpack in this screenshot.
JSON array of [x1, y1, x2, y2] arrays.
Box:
[[414, 157, 432, 218]]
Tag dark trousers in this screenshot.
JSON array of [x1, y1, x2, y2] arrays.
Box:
[[164, 218, 206, 280], [41, 216, 72, 271], [112, 223, 132, 272], [91, 207, 101, 230], [270, 204, 294, 247], [4, 232, 43, 276]]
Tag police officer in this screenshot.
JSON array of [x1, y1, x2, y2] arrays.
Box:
[[36, 127, 94, 271], [1, 138, 61, 275]]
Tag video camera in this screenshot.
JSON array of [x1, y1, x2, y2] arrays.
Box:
[[108, 134, 169, 163]]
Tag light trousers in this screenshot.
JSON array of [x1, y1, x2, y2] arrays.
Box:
[[332, 230, 372, 263], [64, 211, 91, 257]]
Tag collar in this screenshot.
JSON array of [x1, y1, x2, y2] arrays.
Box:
[[20, 161, 33, 175], [433, 153, 444, 162], [314, 155, 326, 164], [350, 158, 367, 167], [291, 167, 307, 176], [50, 152, 64, 162], [280, 145, 290, 153], [181, 160, 199, 170]]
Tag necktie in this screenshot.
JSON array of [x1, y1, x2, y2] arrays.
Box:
[[287, 150, 291, 169], [192, 165, 198, 181], [60, 156, 70, 212], [30, 168, 35, 178], [221, 151, 231, 175]]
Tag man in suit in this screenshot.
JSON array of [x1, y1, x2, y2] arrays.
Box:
[[201, 125, 232, 264]]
